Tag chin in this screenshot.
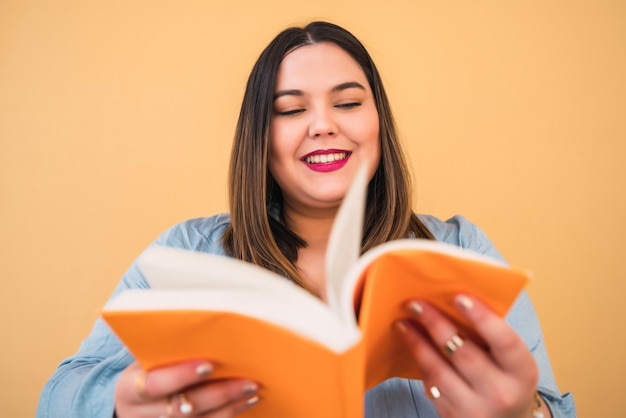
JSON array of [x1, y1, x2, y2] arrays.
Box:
[[310, 191, 349, 207]]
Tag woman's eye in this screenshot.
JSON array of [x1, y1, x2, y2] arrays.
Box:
[[336, 102, 361, 109], [276, 108, 305, 116]]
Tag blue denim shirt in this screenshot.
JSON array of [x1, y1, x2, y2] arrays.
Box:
[[36, 214, 576, 417]]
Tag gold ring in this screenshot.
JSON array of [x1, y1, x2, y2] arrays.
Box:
[[178, 392, 194, 415], [134, 371, 150, 400], [443, 334, 464, 356], [159, 398, 174, 418], [532, 392, 545, 418]]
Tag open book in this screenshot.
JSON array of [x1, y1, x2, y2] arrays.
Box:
[[102, 167, 529, 418]]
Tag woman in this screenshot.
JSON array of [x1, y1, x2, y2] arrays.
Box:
[[37, 21, 575, 418]]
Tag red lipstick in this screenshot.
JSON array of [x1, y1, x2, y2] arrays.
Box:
[[301, 149, 351, 173]]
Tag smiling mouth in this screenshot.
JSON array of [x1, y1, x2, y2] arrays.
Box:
[[303, 152, 350, 164]]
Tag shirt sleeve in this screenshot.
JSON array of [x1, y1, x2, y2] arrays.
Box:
[[36, 215, 230, 418], [419, 214, 576, 417], [35, 262, 145, 418]]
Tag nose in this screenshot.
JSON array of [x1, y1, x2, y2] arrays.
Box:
[[308, 107, 337, 138]]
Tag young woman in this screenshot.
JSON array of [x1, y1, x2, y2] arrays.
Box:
[[37, 21, 575, 418]]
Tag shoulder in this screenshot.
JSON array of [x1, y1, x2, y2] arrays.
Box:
[[153, 213, 232, 255], [417, 214, 505, 263], [116, 213, 231, 291]]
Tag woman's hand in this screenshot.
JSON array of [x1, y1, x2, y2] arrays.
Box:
[[114, 360, 259, 418], [395, 295, 550, 418]]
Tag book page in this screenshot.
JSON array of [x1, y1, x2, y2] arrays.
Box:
[[325, 164, 368, 329], [141, 245, 295, 292], [104, 287, 360, 353], [137, 247, 364, 350]]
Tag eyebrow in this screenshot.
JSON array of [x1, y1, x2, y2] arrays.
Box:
[[274, 81, 366, 100]]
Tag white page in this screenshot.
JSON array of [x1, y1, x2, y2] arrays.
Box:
[[141, 245, 301, 293], [135, 245, 362, 352], [104, 288, 360, 353], [325, 164, 368, 329]]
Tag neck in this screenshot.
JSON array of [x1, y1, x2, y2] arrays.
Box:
[[281, 204, 337, 249]]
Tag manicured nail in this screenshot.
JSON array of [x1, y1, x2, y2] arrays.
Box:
[[242, 382, 259, 397], [406, 300, 423, 315], [429, 386, 441, 399], [456, 295, 474, 311], [196, 362, 213, 378], [238, 395, 260, 413]]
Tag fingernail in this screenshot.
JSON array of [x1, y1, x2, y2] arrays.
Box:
[[406, 300, 423, 315], [429, 385, 441, 399], [242, 382, 258, 397], [235, 394, 260, 414], [456, 295, 474, 311], [238, 395, 260, 413], [196, 362, 213, 378]]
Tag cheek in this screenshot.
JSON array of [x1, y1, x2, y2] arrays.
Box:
[[268, 120, 297, 180], [365, 116, 382, 169], [267, 134, 281, 177], [359, 112, 381, 154], [350, 106, 380, 143], [269, 124, 288, 163]]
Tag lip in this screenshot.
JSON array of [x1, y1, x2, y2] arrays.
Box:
[[301, 149, 351, 173]]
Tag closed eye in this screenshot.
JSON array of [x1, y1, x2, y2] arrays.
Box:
[[335, 102, 361, 109], [275, 108, 305, 116]]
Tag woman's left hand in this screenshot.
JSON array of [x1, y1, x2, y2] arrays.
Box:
[[394, 294, 549, 418]]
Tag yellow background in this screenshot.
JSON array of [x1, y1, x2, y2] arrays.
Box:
[[1, 1, 624, 416]]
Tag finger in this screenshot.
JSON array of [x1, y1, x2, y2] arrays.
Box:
[[198, 394, 260, 418], [192, 394, 259, 418], [177, 379, 259, 416], [232, 394, 260, 415], [396, 319, 539, 418], [115, 363, 167, 417], [403, 300, 507, 390], [455, 294, 538, 384], [404, 300, 466, 357], [142, 360, 214, 400], [394, 319, 474, 410]]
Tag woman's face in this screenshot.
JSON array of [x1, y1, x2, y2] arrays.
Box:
[[269, 42, 380, 214]]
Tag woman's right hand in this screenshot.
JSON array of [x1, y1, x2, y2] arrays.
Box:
[[114, 361, 259, 418]]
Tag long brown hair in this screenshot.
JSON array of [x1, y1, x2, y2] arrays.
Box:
[[222, 21, 433, 292]]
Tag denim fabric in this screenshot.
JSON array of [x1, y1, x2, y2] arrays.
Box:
[[36, 213, 576, 417]]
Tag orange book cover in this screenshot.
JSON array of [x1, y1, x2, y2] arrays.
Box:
[[101, 167, 529, 417], [354, 246, 528, 390], [103, 308, 366, 418]]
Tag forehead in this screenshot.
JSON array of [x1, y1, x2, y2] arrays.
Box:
[[275, 42, 368, 89]]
